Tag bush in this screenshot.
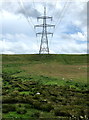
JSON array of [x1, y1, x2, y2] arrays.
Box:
[[31, 111, 40, 118], [75, 83, 79, 87], [2, 108, 9, 113], [3, 96, 18, 103], [24, 104, 31, 109], [33, 101, 41, 110], [51, 96, 57, 102], [16, 104, 22, 108], [40, 103, 54, 112], [33, 94, 40, 100], [54, 108, 71, 117], [16, 108, 27, 114], [25, 96, 34, 104], [12, 90, 19, 96], [2, 104, 16, 113]]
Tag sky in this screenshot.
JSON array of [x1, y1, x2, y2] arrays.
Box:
[[0, 0, 88, 54]]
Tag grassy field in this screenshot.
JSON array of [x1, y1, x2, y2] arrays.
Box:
[[2, 54, 89, 119], [2, 54, 88, 83]]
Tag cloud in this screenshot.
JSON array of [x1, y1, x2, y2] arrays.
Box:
[[49, 31, 87, 54], [0, 1, 87, 54], [1, 1, 41, 18], [0, 32, 87, 54], [0, 33, 39, 54], [16, 3, 41, 18]]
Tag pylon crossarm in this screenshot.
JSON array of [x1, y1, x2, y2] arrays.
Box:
[[46, 33, 53, 36], [36, 33, 42, 37], [36, 32, 53, 36], [34, 24, 43, 28], [46, 17, 52, 20], [35, 24, 55, 28], [37, 16, 52, 20], [46, 24, 55, 27]]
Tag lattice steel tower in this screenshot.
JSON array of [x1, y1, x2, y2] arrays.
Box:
[[35, 7, 55, 54]]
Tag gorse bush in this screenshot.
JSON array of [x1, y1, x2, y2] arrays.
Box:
[[54, 108, 71, 117], [2, 104, 16, 113], [16, 108, 27, 114], [31, 111, 40, 118], [33, 101, 42, 110], [40, 103, 54, 112]]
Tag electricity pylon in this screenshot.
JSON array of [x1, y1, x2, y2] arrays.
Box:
[[34, 7, 55, 54]]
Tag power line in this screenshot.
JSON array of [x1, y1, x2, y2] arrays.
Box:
[[47, 0, 57, 29], [18, 0, 36, 34], [49, 1, 69, 35], [20, 0, 35, 27], [18, 0, 40, 50], [32, 0, 40, 49], [46, 0, 58, 46], [49, 1, 70, 49], [54, 0, 70, 32]]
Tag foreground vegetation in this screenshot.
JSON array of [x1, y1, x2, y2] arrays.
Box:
[[2, 54, 89, 119]]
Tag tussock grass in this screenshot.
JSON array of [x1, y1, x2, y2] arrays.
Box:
[[2, 54, 89, 119]]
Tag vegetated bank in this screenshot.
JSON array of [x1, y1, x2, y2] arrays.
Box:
[[2, 54, 89, 119]]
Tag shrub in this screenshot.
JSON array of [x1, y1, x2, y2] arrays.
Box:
[[3, 96, 18, 103], [33, 94, 40, 100], [25, 96, 34, 104], [16, 104, 22, 108], [2, 108, 9, 113], [54, 108, 71, 117], [33, 101, 41, 110], [11, 90, 19, 96], [31, 111, 40, 118], [9, 104, 16, 111], [2, 104, 16, 113], [51, 96, 57, 102], [16, 108, 27, 114], [24, 104, 31, 109], [40, 103, 54, 112], [75, 83, 79, 87]]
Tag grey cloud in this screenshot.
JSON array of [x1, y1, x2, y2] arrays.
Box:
[[1, 2, 19, 13], [1, 2, 41, 18], [17, 6, 41, 18]]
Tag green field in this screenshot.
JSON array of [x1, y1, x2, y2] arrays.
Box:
[[2, 54, 89, 119]]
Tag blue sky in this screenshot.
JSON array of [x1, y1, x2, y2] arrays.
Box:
[[0, 0, 88, 54]]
